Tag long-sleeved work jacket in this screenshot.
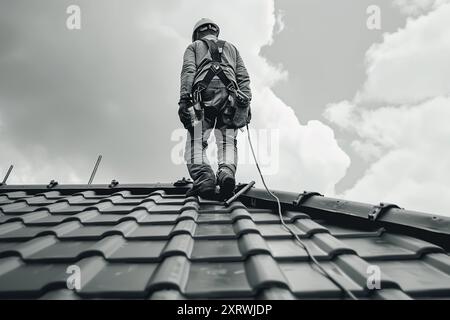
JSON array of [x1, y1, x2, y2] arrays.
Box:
[[180, 35, 251, 100]]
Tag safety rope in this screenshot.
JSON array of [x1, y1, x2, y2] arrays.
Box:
[[245, 124, 358, 300]]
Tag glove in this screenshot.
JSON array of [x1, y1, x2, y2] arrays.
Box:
[[178, 94, 194, 129]]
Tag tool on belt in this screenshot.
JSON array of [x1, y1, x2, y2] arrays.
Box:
[[191, 39, 251, 129]]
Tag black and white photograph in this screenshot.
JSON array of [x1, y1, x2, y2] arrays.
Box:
[[0, 0, 449, 310]]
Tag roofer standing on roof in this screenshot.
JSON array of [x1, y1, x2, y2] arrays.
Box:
[[178, 18, 252, 200]]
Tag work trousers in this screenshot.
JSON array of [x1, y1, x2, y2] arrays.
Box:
[[184, 80, 238, 192]]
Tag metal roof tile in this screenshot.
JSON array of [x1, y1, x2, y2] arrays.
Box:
[[35, 191, 65, 199], [311, 233, 357, 257], [293, 219, 329, 236], [192, 239, 241, 262], [162, 234, 194, 259], [0, 197, 13, 205], [341, 236, 420, 260], [372, 288, 412, 300], [0, 260, 68, 297], [376, 259, 450, 297], [107, 239, 166, 262], [21, 196, 57, 206], [148, 256, 190, 293], [248, 212, 281, 223], [0, 257, 22, 277], [178, 209, 198, 222], [127, 225, 174, 240], [22, 214, 74, 226], [279, 261, 362, 298], [140, 213, 180, 224], [79, 260, 158, 298], [57, 223, 111, 240], [80, 212, 126, 225], [258, 287, 296, 300], [245, 254, 289, 290], [101, 205, 136, 214], [233, 218, 259, 236], [266, 239, 327, 261], [196, 212, 231, 223], [12, 235, 58, 259], [39, 288, 81, 300], [27, 239, 96, 262], [0, 242, 22, 258], [0, 201, 29, 213], [0, 213, 20, 224], [185, 261, 252, 298], [0, 185, 448, 299], [172, 219, 197, 236], [238, 233, 271, 257], [423, 253, 450, 274], [0, 223, 50, 241], [149, 289, 185, 300], [256, 223, 305, 239], [0, 191, 29, 200], [313, 220, 385, 238], [194, 223, 235, 239], [333, 254, 401, 291], [148, 204, 184, 214]]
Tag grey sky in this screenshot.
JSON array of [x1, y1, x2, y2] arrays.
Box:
[[1, 0, 448, 215], [1, 0, 184, 183]]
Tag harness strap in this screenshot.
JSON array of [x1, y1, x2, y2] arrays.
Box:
[[196, 39, 235, 92]]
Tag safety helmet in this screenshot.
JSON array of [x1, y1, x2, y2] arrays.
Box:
[[192, 18, 220, 42]]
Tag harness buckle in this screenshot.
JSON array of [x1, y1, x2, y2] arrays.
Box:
[[211, 62, 221, 74]]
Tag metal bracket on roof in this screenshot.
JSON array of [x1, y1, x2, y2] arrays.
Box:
[[369, 202, 401, 221], [224, 180, 255, 207], [0, 165, 14, 186], [293, 191, 323, 207], [88, 155, 102, 185], [109, 179, 119, 188], [174, 177, 192, 187], [47, 180, 58, 188]]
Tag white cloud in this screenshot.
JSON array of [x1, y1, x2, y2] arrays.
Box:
[[393, 0, 450, 15], [274, 9, 286, 35], [361, 3, 450, 104], [238, 86, 350, 195], [323, 100, 356, 129], [325, 3, 450, 216]]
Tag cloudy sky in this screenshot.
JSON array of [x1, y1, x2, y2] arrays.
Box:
[[1, 0, 449, 216]]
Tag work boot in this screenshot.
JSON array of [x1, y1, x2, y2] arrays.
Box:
[[217, 168, 236, 200], [185, 181, 217, 200]]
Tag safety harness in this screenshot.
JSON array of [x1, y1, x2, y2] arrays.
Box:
[[194, 39, 236, 98], [192, 38, 251, 129]]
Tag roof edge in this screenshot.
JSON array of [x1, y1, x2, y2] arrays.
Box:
[[238, 187, 450, 249], [0, 183, 189, 193], [1, 183, 449, 246]]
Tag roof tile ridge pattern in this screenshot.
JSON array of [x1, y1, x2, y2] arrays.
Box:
[[0, 188, 450, 299]]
